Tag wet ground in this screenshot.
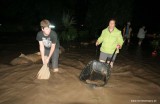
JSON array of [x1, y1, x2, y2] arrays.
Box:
[[0, 32, 160, 104]]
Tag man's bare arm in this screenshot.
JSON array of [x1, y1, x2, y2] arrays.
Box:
[[39, 41, 45, 64], [48, 44, 56, 60], [44, 44, 56, 64]]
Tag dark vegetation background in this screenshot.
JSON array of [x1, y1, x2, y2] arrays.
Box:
[[0, 0, 159, 46]]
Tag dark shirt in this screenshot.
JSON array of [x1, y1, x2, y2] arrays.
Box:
[[36, 30, 60, 49]]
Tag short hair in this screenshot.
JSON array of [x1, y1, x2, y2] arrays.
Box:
[[40, 19, 50, 29], [109, 18, 116, 23]]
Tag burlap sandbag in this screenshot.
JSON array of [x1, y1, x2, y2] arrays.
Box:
[[37, 64, 50, 79]]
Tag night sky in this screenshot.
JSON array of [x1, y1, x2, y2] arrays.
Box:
[[133, 0, 160, 32], [0, 0, 159, 33]]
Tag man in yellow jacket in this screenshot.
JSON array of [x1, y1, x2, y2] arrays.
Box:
[[96, 19, 124, 68]]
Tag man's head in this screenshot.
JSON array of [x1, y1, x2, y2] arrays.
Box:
[[40, 19, 51, 35], [109, 19, 116, 29], [127, 22, 131, 26], [142, 26, 145, 29]]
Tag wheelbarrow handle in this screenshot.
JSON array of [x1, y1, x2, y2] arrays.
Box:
[[109, 48, 117, 65]]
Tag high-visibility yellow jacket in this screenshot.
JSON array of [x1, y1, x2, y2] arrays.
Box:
[[98, 27, 124, 54]]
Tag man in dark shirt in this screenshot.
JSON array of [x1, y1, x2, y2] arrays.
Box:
[[36, 19, 60, 72]]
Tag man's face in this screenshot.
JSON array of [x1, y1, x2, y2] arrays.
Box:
[[109, 20, 115, 29], [42, 27, 51, 35]]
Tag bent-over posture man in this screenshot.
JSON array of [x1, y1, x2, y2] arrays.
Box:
[[36, 19, 60, 72]]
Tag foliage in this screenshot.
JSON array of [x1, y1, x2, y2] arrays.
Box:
[[62, 12, 76, 29], [60, 27, 77, 42], [151, 40, 159, 50], [78, 30, 89, 40], [0, 0, 134, 33], [60, 12, 77, 42]]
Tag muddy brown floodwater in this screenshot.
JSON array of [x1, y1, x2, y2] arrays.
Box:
[[0, 44, 160, 104]]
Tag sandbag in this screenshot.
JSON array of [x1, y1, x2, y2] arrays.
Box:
[[10, 52, 41, 65], [37, 64, 50, 80]]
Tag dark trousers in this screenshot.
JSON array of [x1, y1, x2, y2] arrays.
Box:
[[45, 48, 59, 69]]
